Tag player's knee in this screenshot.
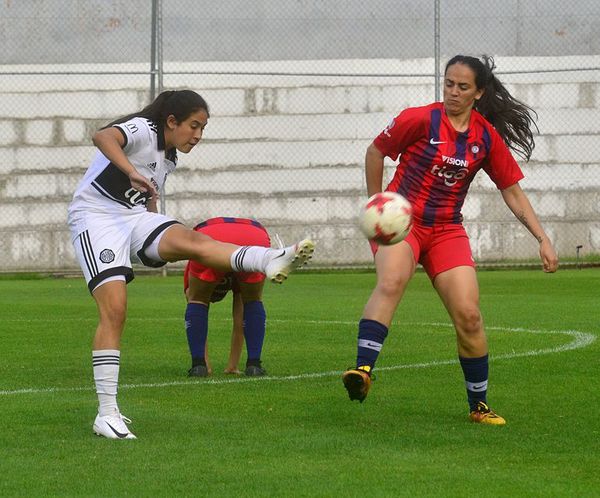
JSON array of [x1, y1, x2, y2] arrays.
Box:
[[98, 298, 127, 330], [454, 307, 482, 335], [188, 230, 216, 260], [161, 227, 212, 262], [376, 275, 408, 300]]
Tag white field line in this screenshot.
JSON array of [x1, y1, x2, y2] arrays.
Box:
[[0, 321, 595, 397]]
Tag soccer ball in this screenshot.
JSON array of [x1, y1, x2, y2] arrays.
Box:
[[359, 192, 412, 245]]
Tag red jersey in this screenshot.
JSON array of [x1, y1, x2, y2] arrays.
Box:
[[183, 217, 270, 292], [373, 102, 524, 226]]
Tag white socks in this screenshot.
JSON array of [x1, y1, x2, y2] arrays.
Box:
[[93, 349, 120, 417], [230, 246, 272, 272]]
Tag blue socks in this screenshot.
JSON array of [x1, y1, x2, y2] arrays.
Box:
[[459, 354, 489, 410], [185, 300, 267, 368], [356, 318, 389, 372], [185, 303, 209, 366], [243, 300, 266, 364], [354, 318, 490, 410]]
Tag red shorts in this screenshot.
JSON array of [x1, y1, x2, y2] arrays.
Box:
[[371, 223, 474, 279], [183, 217, 271, 290]]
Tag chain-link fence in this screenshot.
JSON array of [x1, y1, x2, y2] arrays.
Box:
[[1, 0, 599, 272]]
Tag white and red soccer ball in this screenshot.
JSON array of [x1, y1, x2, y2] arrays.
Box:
[[359, 192, 413, 245]]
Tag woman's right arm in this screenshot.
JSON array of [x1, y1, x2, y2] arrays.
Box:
[[92, 127, 156, 195]]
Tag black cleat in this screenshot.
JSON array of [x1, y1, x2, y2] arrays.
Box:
[[188, 365, 209, 377], [245, 364, 268, 377]]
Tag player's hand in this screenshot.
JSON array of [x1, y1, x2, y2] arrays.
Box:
[[128, 170, 156, 196], [539, 239, 558, 273]]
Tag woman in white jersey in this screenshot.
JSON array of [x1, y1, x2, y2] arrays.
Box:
[[68, 90, 314, 439]]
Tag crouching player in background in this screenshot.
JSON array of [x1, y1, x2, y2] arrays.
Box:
[[186, 274, 247, 376], [184, 217, 271, 377]]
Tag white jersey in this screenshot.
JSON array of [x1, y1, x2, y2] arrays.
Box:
[[68, 117, 177, 216], [67, 116, 180, 288]]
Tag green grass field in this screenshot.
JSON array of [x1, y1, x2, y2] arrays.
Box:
[[1, 269, 599, 497]]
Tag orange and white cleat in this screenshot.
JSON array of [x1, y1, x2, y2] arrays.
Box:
[[469, 401, 506, 425], [342, 366, 372, 403]]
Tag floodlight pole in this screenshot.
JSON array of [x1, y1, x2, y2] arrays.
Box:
[[150, 0, 167, 276], [150, 0, 164, 100], [434, 0, 441, 101]]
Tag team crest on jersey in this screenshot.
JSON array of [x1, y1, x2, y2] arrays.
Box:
[[469, 142, 481, 157], [99, 249, 115, 263]]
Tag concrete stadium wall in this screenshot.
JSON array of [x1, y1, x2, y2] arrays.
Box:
[[1, 56, 599, 272]]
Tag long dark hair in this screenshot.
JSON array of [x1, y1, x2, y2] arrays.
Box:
[[445, 55, 537, 160], [104, 90, 210, 128]]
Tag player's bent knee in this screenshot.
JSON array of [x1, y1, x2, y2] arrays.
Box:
[[159, 225, 212, 261], [376, 276, 409, 300], [454, 307, 482, 335]]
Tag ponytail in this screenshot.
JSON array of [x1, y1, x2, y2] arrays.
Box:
[[445, 55, 538, 160]]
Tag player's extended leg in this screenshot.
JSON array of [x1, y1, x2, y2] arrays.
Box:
[[343, 241, 416, 402], [239, 281, 267, 376], [186, 276, 218, 377], [433, 266, 506, 425], [91, 280, 137, 439], [157, 224, 315, 283]]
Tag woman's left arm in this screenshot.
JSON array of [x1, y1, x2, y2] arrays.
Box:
[[501, 183, 559, 273], [146, 194, 159, 213]]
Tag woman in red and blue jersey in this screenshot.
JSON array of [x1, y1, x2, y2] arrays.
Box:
[[343, 55, 559, 425]]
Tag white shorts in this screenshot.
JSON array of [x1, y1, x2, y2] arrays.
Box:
[[68, 207, 180, 293]]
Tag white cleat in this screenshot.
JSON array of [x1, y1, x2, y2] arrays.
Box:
[[93, 413, 137, 439], [265, 238, 315, 284]]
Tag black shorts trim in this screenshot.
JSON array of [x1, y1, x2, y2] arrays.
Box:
[[137, 220, 182, 268], [88, 266, 134, 294]]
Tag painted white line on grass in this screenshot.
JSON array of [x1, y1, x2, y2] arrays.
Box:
[[0, 323, 595, 397]]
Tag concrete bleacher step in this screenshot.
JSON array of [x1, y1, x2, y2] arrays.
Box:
[[2, 157, 600, 203], [0, 210, 592, 272], [1, 78, 597, 120], [1, 132, 598, 180], [1, 179, 597, 228]]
